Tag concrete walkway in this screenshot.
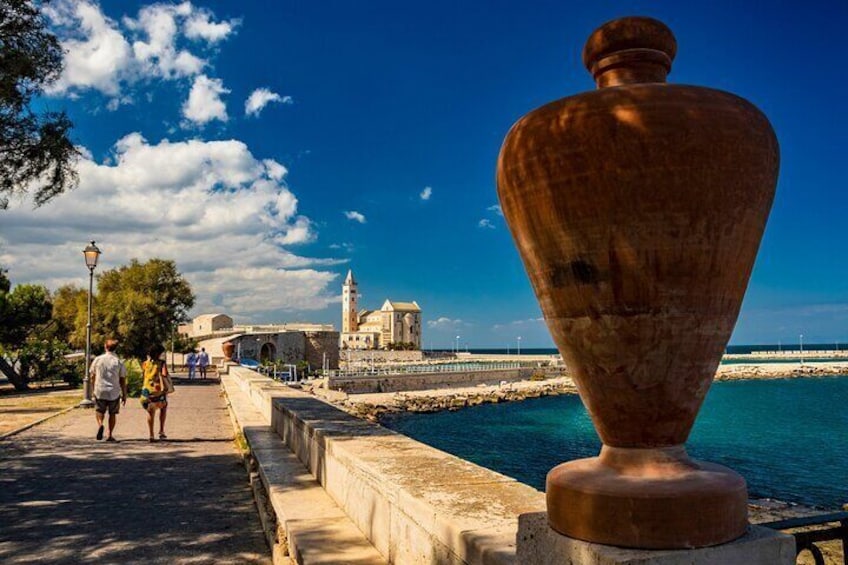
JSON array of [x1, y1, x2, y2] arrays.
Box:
[[0, 379, 271, 564]]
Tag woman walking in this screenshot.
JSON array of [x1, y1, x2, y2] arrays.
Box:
[[141, 344, 170, 442]]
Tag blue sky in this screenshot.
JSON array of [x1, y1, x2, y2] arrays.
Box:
[[1, 0, 846, 348]]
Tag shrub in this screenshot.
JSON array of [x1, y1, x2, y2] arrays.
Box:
[[125, 359, 143, 397]]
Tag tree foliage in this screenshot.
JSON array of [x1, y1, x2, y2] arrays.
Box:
[[0, 0, 79, 209], [0, 278, 52, 348], [50, 283, 87, 348], [94, 259, 195, 361], [0, 267, 55, 389]]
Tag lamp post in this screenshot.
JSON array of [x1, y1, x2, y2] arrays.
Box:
[[517, 336, 522, 357], [799, 333, 804, 365], [80, 241, 101, 407], [455, 335, 460, 355]]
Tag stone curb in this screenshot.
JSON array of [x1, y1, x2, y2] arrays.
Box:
[[0, 404, 79, 440], [219, 381, 287, 564]]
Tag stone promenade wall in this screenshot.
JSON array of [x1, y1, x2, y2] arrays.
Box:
[[344, 350, 425, 363], [327, 368, 534, 394], [223, 364, 545, 564]]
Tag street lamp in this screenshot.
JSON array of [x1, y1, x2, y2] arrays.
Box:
[[80, 241, 101, 407], [799, 333, 804, 365], [517, 336, 522, 357], [455, 335, 460, 355]]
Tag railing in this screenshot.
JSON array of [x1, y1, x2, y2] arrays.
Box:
[[330, 361, 522, 379], [761, 511, 848, 565], [255, 364, 301, 383]]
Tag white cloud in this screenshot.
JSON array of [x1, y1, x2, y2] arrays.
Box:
[[182, 74, 229, 125], [427, 317, 469, 330], [487, 204, 503, 216], [492, 317, 545, 330], [478, 218, 495, 229], [329, 242, 354, 252], [44, 0, 133, 96], [245, 88, 292, 117], [275, 217, 314, 245], [45, 1, 238, 101], [262, 159, 288, 181], [184, 10, 239, 42], [125, 2, 205, 79], [344, 211, 366, 224], [0, 134, 343, 318], [420, 186, 432, 201]]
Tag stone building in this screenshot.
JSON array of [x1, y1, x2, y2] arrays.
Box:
[[198, 330, 339, 370], [180, 313, 234, 338], [340, 269, 422, 350]]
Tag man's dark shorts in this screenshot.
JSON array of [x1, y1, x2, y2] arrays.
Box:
[[95, 397, 120, 415]]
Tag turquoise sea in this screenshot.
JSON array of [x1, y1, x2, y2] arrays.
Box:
[[382, 376, 848, 508]]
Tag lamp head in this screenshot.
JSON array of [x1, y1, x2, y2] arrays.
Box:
[[83, 241, 101, 269]]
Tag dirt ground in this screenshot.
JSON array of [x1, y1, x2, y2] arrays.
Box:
[[0, 387, 81, 436]]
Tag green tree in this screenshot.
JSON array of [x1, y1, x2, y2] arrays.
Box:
[[0, 268, 53, 389], [50, 284, 87, 347], [0, 0, 79, 209], [94, 259, 195, 361]]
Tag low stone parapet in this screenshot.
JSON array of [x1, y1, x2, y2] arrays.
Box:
[[224, 365, 545, 564], [327, 368, 533, 394], [343, 350, 425, 364]]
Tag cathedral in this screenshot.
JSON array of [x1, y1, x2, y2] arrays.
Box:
[[340, 270, 422, 350]]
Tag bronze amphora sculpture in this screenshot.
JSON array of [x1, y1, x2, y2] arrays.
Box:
[[497, 17, 779, 549]]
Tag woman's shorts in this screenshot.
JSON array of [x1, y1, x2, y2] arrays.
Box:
[[141, 394, 167, 411]]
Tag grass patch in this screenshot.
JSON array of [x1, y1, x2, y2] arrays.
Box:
[[0, 390, 81, 435], [233, 430, 248, 453]]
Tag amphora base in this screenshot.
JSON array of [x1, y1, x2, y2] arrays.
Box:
[[546, 445, 748, 549]]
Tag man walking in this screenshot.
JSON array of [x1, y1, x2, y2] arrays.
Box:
[[90, 339, 127, 442], [186, 349, 197, 379], [198, 347, 210, 379]]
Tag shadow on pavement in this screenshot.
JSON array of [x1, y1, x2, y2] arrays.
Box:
[[0, 439, 268, 564]]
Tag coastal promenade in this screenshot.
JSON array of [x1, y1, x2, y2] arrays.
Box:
[[0, 380, 270, 564]]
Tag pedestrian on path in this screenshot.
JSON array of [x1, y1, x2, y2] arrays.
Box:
[[186, 349, 197, 379], [90, 338, 127, 442], [141, 344, 171, 442], [198, 347, 210, 379]]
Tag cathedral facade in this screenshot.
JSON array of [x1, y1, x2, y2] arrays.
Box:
[[340, 270, 422, 350]]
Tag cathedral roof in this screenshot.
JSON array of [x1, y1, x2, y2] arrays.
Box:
[[344, 269, 356, 285], [382, 300, 421, 312]]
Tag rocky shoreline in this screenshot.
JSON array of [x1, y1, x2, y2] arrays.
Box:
[[716, 361, 848, 381], [336, 376, 578, 422], [305, 361, 848, 422]]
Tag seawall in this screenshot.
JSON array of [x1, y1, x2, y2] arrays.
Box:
[[222, 363, 545, 564]]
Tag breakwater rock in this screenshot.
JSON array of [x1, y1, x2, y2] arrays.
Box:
[[306, 376, 578, 422], [716, 362, 848, 381], [303, 362, 848, 421]]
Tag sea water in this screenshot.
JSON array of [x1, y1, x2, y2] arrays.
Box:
[[382, 376, 848, 508]]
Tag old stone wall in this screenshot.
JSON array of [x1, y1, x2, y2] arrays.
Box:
[[328, 368, 535, 394], [304, 331, 340, 370], [232, 332, 304, 363], [343, 349, 424, 364]]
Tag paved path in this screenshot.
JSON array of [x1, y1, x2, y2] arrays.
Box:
[[0, 379, 271, 564]]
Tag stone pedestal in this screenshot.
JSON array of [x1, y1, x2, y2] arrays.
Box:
[[516, 513, 795, 565]]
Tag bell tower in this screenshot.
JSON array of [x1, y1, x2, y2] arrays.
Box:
[[342, 269, 358, 333]]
